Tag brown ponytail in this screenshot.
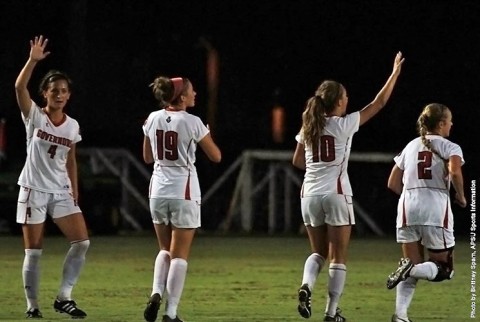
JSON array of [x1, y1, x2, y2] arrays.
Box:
[[301, 80, 344, 147], [416, 103, 449, 157]]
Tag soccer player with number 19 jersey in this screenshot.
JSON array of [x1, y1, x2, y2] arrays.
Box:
[[142, 76, 221, 322]]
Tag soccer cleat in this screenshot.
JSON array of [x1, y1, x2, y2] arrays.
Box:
[[53, 298, 87, 319], [144, 293, 162, 322], [391, 314, 413, 322], [387, 258, 413, 289], [26, 308, 43, 319], [162, 315, 184, 322], [323, 307, 347, 321], [297, 283, 312, 318]]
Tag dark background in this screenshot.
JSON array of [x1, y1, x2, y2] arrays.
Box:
[[0, 0, 478, 235]]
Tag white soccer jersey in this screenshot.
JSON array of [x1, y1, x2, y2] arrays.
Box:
[[394, 135, 464, 229], [17, 101, 82, 193], [143, 109, 209, 201], [296, 111, 360, 197]]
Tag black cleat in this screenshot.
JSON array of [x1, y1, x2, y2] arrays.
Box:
[[144, 293, 162, 322], [324, 307, 346, 322], [162, 315, 183, 322], [391, 314, 413, 322], [26, 308, 43, 319], [387, 258, 413, 289], [297, 284, 312, 318], [53, 298, 87, 319]]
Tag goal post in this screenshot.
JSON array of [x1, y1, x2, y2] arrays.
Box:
[[203, 149, 396, 235]]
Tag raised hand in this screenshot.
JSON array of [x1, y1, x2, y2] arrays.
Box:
[[29, 35, 50, 62], [392, 51, 405, 75]]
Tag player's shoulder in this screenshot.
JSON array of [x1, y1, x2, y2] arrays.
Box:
[[181, 112, 204, 124], [144, 109, 165, 123], [64, 113, 80, 126], [440, 138, 463, 157], [148, 109, 165, 118], [431, 135, 461, 149]]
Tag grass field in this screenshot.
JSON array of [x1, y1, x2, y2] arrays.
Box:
[[0, 234, 476, 322]]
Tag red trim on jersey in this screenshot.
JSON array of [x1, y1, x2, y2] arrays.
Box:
[[148, 176, 153, 199], [442, 230, 447, 249], [345, 195, 352, 225], [336, 176, 343, 194], [21, 187, 32, 224], [43, 108, 67, 127], [184, 173, 191, 200], [442, 200, 449, 228], [50, 114, 67, 127], [402, 199, 407, 227]]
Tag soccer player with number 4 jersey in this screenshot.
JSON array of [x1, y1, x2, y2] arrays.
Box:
[[142, 76, 221, 322], [15, 35, 89, 319], [292, 52, 404, 322], [386, 103, 466, 322]]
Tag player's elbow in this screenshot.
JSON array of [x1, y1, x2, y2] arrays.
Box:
[[209, 152, 222, 163], [387, 179, 402, 195], [387, 183, 400, 195], [292, 159, 304, 170], [143, 154, 154, 164]]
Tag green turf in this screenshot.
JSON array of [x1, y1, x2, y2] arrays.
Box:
[[0, 234, 476, 321]]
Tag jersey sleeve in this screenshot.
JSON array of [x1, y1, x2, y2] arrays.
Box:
[[142, 113, 154, 136], [393, 149, 406, 170], [22, 101, 40, 139], [342, 111, 360, 135], [333, 111, 360, 138], [73, 121, 82, 144], [441, 140, 465, 165], [192, 116, 209, 142], [295, 132, 304, 144]]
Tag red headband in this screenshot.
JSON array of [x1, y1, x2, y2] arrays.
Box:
[[171, 77, 184, 102]]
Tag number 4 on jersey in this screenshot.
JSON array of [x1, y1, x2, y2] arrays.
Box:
[[47, 144, 58, 159]]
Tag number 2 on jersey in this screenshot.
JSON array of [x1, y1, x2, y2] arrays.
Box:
[[156, 130, 179, 160], [312, 135, 335, 162], [417, 151, 432, 179]]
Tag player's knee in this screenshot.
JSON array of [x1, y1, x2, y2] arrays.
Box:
[[70, 239, 90, 257], [430, 260, 454, 282]]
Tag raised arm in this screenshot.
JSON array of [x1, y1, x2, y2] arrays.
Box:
[[449, 155, 467, 207], [359, 52, 405, 126], [15, 35, 51, 118]]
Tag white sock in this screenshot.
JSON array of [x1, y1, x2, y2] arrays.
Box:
[[57, 240, 90, 300], [23, 249, 42, 310], [325, 263, 346, 317], [165, 258, 188, 318], [395, 277, 417, 318], [152, 250, 171, 297], [301, 253, 325, 290], [410, 262, 438, 280]]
